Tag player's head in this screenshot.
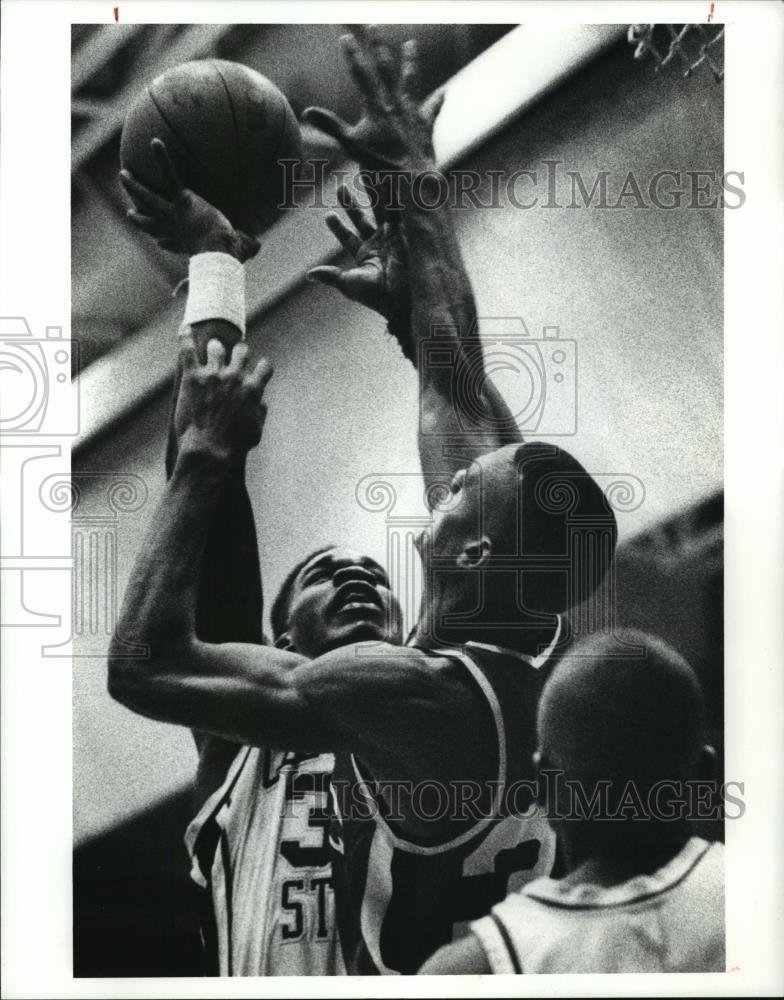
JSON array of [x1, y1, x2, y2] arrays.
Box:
[[535, 630, 715, 863], [271, 545, 403, 657], [419, 442, 616, 638]]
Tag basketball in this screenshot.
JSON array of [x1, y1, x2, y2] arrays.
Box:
[[120, 60, 301, 235]]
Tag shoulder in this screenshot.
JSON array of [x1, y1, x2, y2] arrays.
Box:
[[418, 932, 491, 975], [293, 643, 495, 778], [297, 642, 471, 700], [468, 890, 557, 974], [679, 837, 725, 901], [295, 642, 481, 738]]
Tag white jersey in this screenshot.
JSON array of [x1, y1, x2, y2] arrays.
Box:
[[471, 837, 724, 974], [185, 747, 345, 976]]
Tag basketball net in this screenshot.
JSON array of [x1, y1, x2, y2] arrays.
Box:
[[627, 24, 725, 82]]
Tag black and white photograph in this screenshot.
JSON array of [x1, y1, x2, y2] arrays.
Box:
[[1, 2, 783, 996]]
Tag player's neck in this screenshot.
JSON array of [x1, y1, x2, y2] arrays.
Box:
[[559, 824, 690, 888], [415, 585, 559, 655], [413, 616, 558, 657]]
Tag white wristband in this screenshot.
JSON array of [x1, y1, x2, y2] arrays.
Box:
[[182, 252, 246, 337]]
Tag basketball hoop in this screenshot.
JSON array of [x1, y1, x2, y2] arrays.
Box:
[[627, 24, 724, 82]]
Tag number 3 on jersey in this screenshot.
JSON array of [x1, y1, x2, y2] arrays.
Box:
[[278, 766, 335, 944], [279, 768, 331, 869]]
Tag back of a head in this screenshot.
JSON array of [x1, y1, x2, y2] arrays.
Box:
[[488, 442, 618, 617], [538, 630, 707, 795]]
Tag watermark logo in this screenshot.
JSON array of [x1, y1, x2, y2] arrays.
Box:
[[0, 317, 78, 436], [1, 317, 80, 643], [279, 160, 746, 212], [39, 472, 149, 658], [0, 315, 148, 655], [420, 317, 577, 438]]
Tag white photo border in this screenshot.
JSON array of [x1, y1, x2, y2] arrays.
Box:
[[1, 1, 782, 996]]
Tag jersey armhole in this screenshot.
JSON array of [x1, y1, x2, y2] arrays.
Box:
[[470, 913, 523, 974], [184, 745, 254, 886], [439, 645, 507, 804], [348, 647, 507, 856]]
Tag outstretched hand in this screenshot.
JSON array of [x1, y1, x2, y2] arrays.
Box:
[[302, 31, 444, 173], [307, 181, 409, 325], [120, 139, 260, 262], [175, 331, 273, 457]]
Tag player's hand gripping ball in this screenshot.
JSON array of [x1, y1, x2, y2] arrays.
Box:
[[121, 139, 260, 261], [120, 59, 301, 239]]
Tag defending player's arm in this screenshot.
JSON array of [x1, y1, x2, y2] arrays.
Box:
[[419, 934, 492, 975], [108, 336, 493, 796], [121, 144, 265, 794], [304, 31, 522, 501]]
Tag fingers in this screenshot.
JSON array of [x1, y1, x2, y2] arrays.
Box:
[[247, 357, 274, 395], [196, 339, 269, 394], [325, 213, 361, 254], [119, 169, 170, 214], [337, 183, 375, 239], [203, 339, 272, 392], [423, 89, 446, 128], [400, 39, 420, 103], [127, 207, 179, 254], [205, 338, 226, 373], [151, 138, 184, 200], [307, 265, 348, 291], [366, 28, 398, 97], [178, 331, 199, 370], [301, 107, 353, 148], [340, 32, 389, 110], [225, 341, 249, 376]]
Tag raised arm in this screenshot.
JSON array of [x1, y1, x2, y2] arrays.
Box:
[[303, 31, 522, 504], [121, 142, 264, 801], [108, 336, 495, 814]]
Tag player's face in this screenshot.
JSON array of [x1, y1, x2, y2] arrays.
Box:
[[418, 466, 476, 563], [286, 547, 403, 657], [421, 449, 512, 557], [417, 445, 519, 566]]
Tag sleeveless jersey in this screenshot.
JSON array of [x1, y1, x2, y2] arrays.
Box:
[[329, 626, 562, 974], [471, 837, 725, 973], [185, 747, 345, 976]]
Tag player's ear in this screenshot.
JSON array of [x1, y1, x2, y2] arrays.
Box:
[[274, 632, 296, 651], [456, 535, 491, 569]]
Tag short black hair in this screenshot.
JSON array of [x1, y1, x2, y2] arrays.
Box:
[[539, 630, 706, 787], [507, 442, 617, 614], [270, 544, 335, 641], [538, 630, 707, 855]]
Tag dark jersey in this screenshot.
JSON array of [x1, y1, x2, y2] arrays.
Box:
[[329, 627, 562, 974]]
